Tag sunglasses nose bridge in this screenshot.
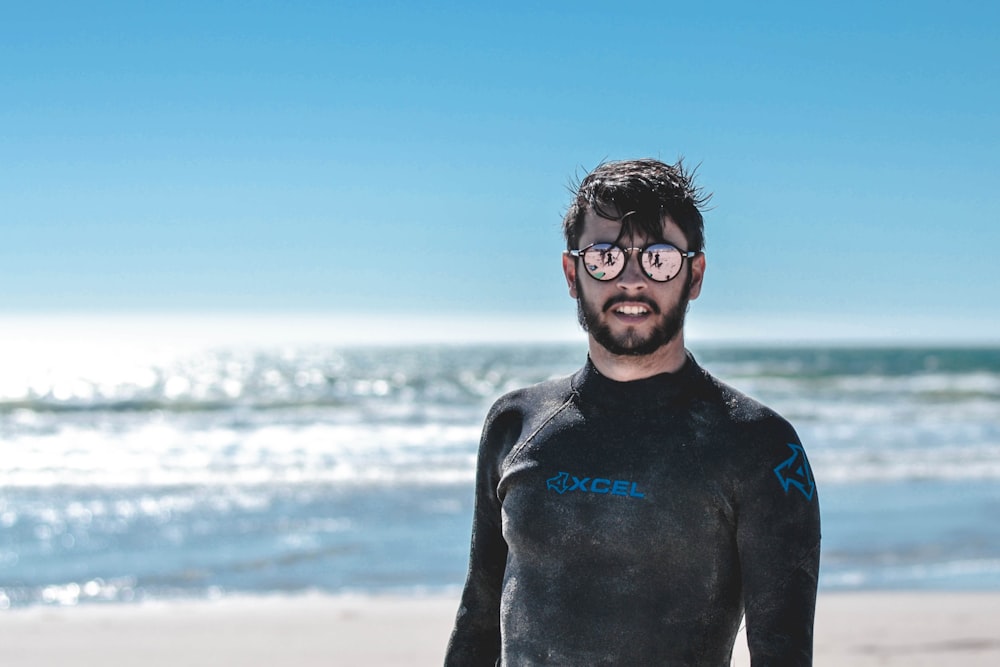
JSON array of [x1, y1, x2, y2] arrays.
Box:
[[617, 246, 649, 283]]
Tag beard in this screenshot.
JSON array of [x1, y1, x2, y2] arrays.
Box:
[[576, 274, 691, 357]]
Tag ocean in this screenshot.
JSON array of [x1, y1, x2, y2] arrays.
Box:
[[2, 341, 999, 608]]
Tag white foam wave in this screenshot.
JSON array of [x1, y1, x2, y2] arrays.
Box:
[[1, 421, 481, 489], [812, 443, 1000, 483]]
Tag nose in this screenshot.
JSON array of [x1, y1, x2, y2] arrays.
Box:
[[616, 247, 648, 290]]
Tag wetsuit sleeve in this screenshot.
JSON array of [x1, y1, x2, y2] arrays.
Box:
[[444, 401, 521, 666], [736, 421, 821, 666]]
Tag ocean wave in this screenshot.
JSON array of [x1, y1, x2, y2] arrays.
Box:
[[0, 420, 481, 489], [812, 443, 1000, 483], [0, 345, 580, 415], [822, 558, 1000, 590]]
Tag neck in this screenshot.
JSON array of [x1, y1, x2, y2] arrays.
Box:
[[587, 332, 689, 382]]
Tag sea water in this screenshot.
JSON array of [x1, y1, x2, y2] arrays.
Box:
[[2, 342, 999, 608]]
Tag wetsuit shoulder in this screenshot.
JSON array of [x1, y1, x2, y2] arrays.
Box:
[[691, 365, 802, 454], [693, 365, 787, 423], [478, 374, 576, 462], [489, 373, 576, 417]]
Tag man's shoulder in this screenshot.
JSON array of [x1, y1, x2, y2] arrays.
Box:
[[476, 373, 576, 459], [487, 373, 575, 419], [693, 363, 796, 435], [694, 364, 812, 496]]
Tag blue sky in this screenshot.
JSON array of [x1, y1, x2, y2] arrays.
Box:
[[3, 1, 999, 343]]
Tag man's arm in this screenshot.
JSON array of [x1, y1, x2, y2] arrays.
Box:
[[444, 403, 521, 666], [736, 424, 821, 666]]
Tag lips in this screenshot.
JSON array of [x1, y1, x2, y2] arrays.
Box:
[[615, 304, 650, 316], [604, 296, 660, 316]]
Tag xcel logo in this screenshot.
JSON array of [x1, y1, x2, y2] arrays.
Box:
[[546, 472, 645, 499]]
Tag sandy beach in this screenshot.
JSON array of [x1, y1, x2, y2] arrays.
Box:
[[2, 592, 998, 666]]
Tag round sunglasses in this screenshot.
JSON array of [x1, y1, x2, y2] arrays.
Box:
[[568, 242, 698, 282]]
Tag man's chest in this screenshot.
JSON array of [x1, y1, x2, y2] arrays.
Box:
[[496, 413, 737, 563]]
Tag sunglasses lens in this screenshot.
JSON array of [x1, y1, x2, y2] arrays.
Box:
[[581, 244, 624, 280], [641, 245, 683, 282]]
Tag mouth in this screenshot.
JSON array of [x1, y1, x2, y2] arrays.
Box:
[[614, 304, 651, 317], [605, 299, 659, 322]]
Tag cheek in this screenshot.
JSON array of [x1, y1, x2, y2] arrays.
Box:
[[573, 272, 589, 301], [577, 276, 619, 312]]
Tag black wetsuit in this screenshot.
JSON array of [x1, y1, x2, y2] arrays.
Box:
[[445, 353, 820, 666]]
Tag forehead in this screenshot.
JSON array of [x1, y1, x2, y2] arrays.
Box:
[[579, 208, 688, 247]]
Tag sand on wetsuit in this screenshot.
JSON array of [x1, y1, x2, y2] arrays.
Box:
[[445, 354, 821, 666]]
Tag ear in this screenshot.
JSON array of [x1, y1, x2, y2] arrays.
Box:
[[562, 252, 579, 299], [687, 252, 706, 301]]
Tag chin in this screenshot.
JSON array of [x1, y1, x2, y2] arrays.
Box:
[[580, 304, 687, 358]]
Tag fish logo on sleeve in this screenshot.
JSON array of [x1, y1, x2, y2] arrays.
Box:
[[773, 443, 816, 501]]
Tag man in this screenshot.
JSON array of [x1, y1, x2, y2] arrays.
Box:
[[445, 159, 820, 666]]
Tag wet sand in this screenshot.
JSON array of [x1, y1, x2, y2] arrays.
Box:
[[2, 592, 998, 666]]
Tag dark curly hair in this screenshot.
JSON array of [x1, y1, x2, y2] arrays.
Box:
[[562, 158, 711, 252]]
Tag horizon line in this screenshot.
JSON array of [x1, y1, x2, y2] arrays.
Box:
[[1, 311, 998, 348]]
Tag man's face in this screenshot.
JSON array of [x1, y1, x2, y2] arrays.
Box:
[[562, 209, 704, 357]]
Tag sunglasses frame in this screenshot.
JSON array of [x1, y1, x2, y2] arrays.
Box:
[[567, 242, 698, 283]]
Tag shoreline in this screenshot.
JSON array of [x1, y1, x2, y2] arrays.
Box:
[[3, 591, 999, 666]]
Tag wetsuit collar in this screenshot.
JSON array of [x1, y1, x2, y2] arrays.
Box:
[[571, 351, 700, 412]]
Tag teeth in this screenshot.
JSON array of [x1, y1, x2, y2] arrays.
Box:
[[616, 305, 649, 316]]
